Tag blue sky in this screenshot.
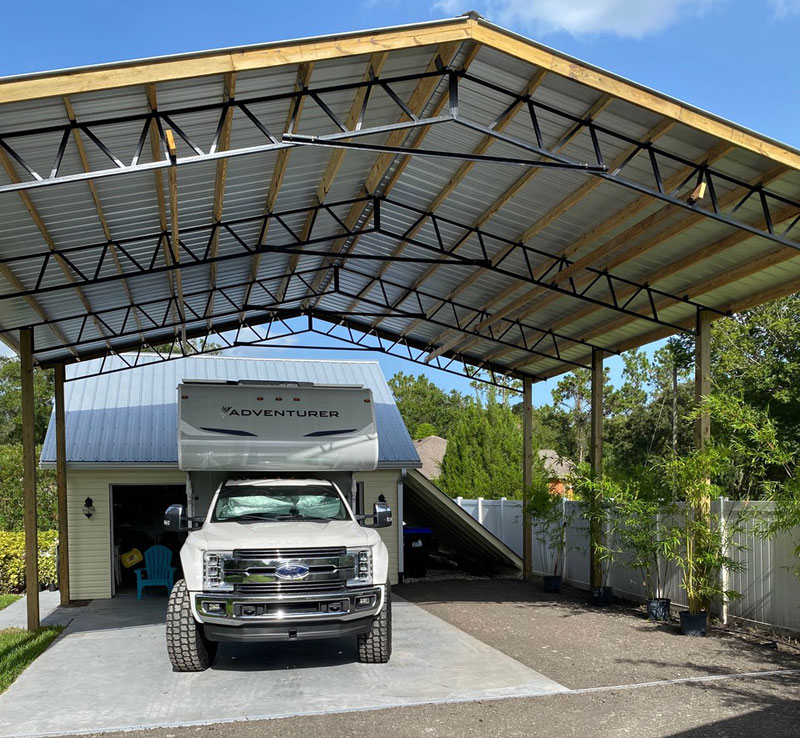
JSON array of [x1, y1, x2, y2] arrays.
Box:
[[2, 0, 797, 404]]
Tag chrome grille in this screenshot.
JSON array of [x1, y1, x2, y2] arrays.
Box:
[[235, 581, 345, 595], [233, 547, 347, 559]]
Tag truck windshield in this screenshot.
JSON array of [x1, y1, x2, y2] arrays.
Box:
[[213, 484, 349, 522]]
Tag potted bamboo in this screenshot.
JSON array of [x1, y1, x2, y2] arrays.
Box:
[[661, 448, 743, 636], [526, 462, 569, 592]]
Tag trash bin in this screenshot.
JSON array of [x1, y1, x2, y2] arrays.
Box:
[[403, 526, 433, 578]]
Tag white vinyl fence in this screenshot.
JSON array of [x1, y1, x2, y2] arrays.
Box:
[[454, 496, 800, 634]]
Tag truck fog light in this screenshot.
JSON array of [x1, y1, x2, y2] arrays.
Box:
[[355, 595, 376, 610], [204, 601, 226, 615]]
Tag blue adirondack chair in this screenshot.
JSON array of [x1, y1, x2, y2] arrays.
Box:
[[135, 545, 176, 599]]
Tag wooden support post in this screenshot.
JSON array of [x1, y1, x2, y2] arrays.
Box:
[[692, 310, 713, 613], [522, 376, 533, 581], [54, 363, 70, 606], [20, 328, 39, 631], [589, 348, 604, 590], [694, 310, 712, 449]]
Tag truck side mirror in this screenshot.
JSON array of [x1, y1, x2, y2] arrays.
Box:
[[372, 502, 393, 528], [164, 504, 189, 531]]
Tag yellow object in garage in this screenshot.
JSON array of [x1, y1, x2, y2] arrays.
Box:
[[121, 548, 143, 568]]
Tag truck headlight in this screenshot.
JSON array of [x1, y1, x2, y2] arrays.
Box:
[[347, 547, 373, 587], [203, 551, 233, 591]]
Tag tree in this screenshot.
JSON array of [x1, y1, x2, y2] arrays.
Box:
[[0, 444, 58, 531], [438, 389, 523, 499], [0, 357, 54, 446], [387, 372, 467, 439]]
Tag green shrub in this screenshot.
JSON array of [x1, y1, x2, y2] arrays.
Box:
[[0, 530, 58, 593]]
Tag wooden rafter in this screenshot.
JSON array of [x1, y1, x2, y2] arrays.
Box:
[[275, 53, 389, 303], [63, 94, 145, 344], [206, 72, 237, 324], [395, 93, 619, 350], [241, 62, 314, 314], [340, 65, 548, 316], [0, 147, 109, 354], [165, 129, 187, 346], [301, 41, 468, 303], [433, 136, 735, 364]]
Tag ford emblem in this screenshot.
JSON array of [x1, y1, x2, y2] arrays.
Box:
[[275, 563, 310, 580]]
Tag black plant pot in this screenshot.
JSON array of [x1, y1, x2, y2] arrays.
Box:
[[47, 582, 58, 592], [38, 582, 47, 592], [679, 611, 708, 636], [647, 598, 671, 621], [590, 586, 613, 606], [543, 575, 562, 593]]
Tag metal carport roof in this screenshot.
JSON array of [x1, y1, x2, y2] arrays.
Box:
[[1, 12, 798, 384]]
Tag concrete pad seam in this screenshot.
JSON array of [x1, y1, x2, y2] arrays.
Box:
[[564, 667, 800, 695]]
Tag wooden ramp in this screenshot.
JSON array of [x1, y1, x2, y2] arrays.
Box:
[[403, 469, 523, 572]]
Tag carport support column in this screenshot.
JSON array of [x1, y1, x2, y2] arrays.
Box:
[[589, 349, 604, 591], [55, 364, 70, 606], [21, 328, 39, 631], [522, 376, 533, 581]]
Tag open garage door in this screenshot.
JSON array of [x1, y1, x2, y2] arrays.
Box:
[[403, 469, 522, 575]]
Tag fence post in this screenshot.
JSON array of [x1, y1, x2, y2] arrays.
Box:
[[561, 496, 568, 583], [499, 498, 506, 543], [456, 496, 463, 508], [718, 497, 729, 625], [477, 497, 484, 525]]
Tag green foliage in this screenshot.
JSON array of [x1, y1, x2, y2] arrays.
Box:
[[0, 358, 54, 446], [525, 458, 568, 576], [0, 530, 59, 593], [412, 422, 437, 440], [0, 445, 58, 532], [388, 372, 468, 439], [438, 389, 523, 499], [0, 626, 64, 694]]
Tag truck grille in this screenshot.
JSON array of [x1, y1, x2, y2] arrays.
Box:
[[236, 581, 345, 595], [233, 547, 347, 559]]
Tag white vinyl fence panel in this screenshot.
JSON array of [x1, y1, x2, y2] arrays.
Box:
[[454, 497, 800, 634]]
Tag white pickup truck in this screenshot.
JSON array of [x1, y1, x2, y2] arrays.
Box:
[[163, 379, 393, 671]]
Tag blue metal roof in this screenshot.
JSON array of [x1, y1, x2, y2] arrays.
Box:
[[41, 355, 420, 469]]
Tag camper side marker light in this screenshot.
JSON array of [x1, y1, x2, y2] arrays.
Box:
[[275, 396, 283, 401], [293, 397, 300, 402], [256, 396, 263, 401], [364, 398, 370, 402], [181, 394, 188, 399]]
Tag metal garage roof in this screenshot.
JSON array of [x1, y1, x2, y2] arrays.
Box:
[[40, 354, 420, 469], [2, 13, 799, 386]]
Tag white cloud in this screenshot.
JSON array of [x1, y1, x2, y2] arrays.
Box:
[[437, 0, 717, 38], [769, 0, 800, 17]]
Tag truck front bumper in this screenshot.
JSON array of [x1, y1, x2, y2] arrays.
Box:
[[192, 586, 384, 641]]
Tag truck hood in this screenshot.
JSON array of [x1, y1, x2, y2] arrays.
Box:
[[196, 519, 375, 549]]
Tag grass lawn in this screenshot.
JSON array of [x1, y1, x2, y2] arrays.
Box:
[[0, 594, 21, 612], [0, 626, 63, 694]]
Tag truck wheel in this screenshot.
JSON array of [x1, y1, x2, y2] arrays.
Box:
[[166, 579, 217, 672], [357, 584, 392, 663]]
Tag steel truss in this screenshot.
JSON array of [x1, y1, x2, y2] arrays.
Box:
[[2, 68, 797, 255], [51, 313, 526, 392]]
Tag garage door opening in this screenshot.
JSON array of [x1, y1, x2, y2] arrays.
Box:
[[111, 484, 187, 596]]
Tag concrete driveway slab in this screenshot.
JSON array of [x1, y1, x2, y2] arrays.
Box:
[[0, 595, 566, 737]]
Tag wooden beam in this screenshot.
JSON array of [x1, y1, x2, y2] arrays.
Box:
[[342, 65, 548, 316], [63, 94, 145, 343], [54, 363, 69, 606], [694, 310, 712, 449], [0, 20, 474, 104], [165, 128, 187, 347], [146, 83, 179, 342], [206, 72, 236, 322], [277, 54, 389, 303], [242, 62, 314, 313], [20, 328, 39, 631], [589, 347, 604, 590], [303, 41, 467, 302], [522, 376, 533, 582]]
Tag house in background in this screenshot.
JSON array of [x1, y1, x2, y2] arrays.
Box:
[[539, 449, 575, 497], [413, 435, 447, 482]]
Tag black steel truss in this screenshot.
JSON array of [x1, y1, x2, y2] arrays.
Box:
[[1, 194, 725, 338], [52, 314, 527, 392], [2, 67, 797, 258]]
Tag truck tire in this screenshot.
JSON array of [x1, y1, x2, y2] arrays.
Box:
[[357, 584, 392, 663], [166, 579, 217, 672]]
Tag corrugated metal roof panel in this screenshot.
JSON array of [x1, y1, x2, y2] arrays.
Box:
[[40, 354, 420, 469]]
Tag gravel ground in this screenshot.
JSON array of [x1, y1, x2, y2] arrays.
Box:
[[396, 577, 800, 690], [65, 578, 800, 738]]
